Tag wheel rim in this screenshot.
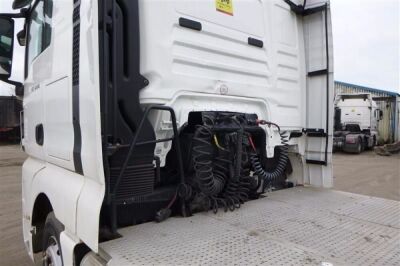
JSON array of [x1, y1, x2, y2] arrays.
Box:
[[44, 236, 62, 266]]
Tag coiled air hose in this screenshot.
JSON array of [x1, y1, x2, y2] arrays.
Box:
[[250, 121, 289, 189], [191, 117, 287, 213], [192, 125, 226, 196]]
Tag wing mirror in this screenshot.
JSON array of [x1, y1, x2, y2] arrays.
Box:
[[375, 109, 383, 121], [17, 28, 26, 46], [0, 16, 15, 81]]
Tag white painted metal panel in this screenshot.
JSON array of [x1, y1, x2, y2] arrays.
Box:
[[75, 0, 106, 252], [139, 0, 305, 129], [29, 162, 85, 234], [138, 0, 329, 186], [303, 2, 334, 187], [44, 77, 73, 162], [78, 0, 105, 182], [21, 157, 45, 260]]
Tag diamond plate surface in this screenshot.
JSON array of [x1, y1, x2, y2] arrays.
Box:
[[101, 187, 400, 266]]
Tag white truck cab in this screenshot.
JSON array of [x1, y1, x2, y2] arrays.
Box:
[[333, 93, 382, 153], [4, 0, 384, 265]]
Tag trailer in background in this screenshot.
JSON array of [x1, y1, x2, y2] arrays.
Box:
[[0, 95, 22, 141]]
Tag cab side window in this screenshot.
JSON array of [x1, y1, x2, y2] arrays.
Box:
[[27, 0, 53, 65]]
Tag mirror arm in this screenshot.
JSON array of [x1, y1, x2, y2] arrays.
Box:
[[1, 8, 28, 19], [1, 80, 24, 97], [2, 79, 22, 87]]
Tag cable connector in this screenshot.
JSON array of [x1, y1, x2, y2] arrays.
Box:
[[155, 209, 172, 223]]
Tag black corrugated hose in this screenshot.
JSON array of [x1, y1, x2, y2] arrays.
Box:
[[192, 125, 226, 196], [250, 121, 289, 190]]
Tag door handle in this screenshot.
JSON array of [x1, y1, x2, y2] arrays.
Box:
[[35, 124, 44, 146]]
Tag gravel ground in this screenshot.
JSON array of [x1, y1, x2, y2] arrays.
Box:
[[333, 150, 400, 201], [0, 144, 31, 266], [0, 144, 398, 266]]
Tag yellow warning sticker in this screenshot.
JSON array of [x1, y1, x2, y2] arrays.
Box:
[[216, 0, 233, 16]]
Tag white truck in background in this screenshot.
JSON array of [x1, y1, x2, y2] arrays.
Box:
[[0, 0, 399, 266], [333, 93, 382, 153]]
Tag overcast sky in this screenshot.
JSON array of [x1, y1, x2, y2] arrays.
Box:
[[330, 0, 399, 93], [0, 0, 399, 95]]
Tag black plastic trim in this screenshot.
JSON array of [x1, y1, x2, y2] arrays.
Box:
[[322, 4, 330, 166], [13, 0, 33, 9], [308, 69, 328, 77], [283, 0, 326, 16], [248, 37, 263, 48], [35, 123, 44, 146], [283, 0, 304, 15], [179, 17, 202, 31], [307, 132, 327, 137], [289, 131, 303, 139], [306, 159, 327, 166], [303, 5, 326, 16], [303, 128, 327, 137], [72, 0, 83, 175]]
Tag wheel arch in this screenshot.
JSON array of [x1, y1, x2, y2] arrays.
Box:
[[74, 242, 91, 265], [31, 193, 53, 253]]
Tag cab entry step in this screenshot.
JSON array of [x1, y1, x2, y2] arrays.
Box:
[[100, 187, 400, 266]]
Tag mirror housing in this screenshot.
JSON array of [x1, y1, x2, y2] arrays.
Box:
[[375, 109, 383, 121], [15, 83, 24, 97], [13, 0, 33, 10], [0, 16, 15, 81], [2, 79, 24, 97], [17, 28, 26, 46]]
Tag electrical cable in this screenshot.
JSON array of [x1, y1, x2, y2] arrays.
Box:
[[189, 115, 288, 214], [192, 125, 226, 196], [213, 135, 227, 151], [250, 130, 289, 189]]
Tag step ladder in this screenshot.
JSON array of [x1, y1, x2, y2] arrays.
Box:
[[108, 105, 187, 233]]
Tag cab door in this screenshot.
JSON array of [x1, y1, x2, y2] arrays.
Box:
[[23, 0, 50, 161], [23, 0, 75, 170]]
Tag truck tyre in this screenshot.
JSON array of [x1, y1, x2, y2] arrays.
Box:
[[42, 212, 64, 266], [356, 141, 362, 154]]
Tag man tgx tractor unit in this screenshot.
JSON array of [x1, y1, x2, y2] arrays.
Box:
[[333, 93, 381, 153], [2, 1, 399, 266]]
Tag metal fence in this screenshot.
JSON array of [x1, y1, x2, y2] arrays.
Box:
[[335, 81, 400, 143]]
